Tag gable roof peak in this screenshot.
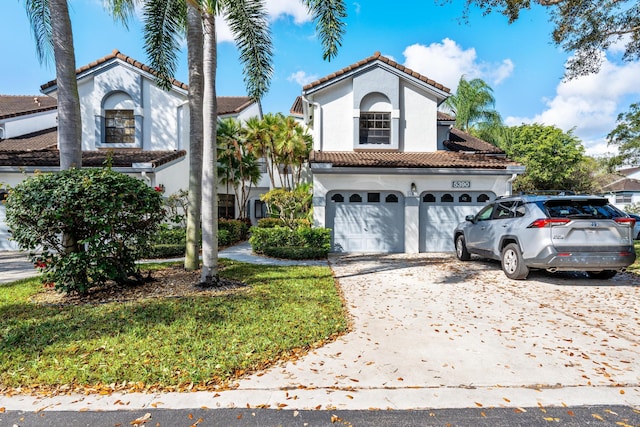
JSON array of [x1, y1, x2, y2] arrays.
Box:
[[303, 51, 450, 94]]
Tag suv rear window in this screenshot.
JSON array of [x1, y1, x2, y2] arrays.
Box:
[[542, 199, 624, 219]]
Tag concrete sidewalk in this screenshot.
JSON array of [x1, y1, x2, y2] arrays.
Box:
[[0, 241, 326, 285], [1, 250, 639, 413]]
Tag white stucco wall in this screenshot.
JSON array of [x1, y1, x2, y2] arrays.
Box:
[[77, 62, 187, 151], [313, 80, 352, 152], [1, 110, 58, 139], [401, 82, 438, 152]]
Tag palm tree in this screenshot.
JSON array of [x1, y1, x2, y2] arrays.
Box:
[[141, 0, 347, 285], [443, 76, 502, 133], [23, 0, 83, 256], [23, 0, 82, 170]]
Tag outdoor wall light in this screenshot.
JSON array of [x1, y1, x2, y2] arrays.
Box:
[[410, 182, 417, 196]]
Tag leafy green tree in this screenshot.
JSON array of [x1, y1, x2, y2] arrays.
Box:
[[499, 123, 593, 192], [245, 113, 313, 189], [5, 169, 164, 294], [444, 0, 640, 79], [260, 184, 313, 229], [443, 76, 502, 134], [217, 118, 261, 219], [607, 103, 640, 168]]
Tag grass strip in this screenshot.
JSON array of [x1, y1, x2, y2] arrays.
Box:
[[0, 259, 347, 393]]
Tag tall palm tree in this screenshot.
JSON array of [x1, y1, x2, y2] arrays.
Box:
[[443, 76, 502, 133], [23, 0, 82, 170], [142, 0, 346, 285], [23, 0, 83, 256]]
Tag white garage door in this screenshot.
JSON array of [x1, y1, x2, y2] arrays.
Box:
[[419, 191, 494, 252], [327, 191, 404, 253]]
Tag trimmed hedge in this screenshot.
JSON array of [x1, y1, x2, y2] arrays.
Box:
[[257, 218, 311, 229], [148, 219, 248, 259], [249, 226, 331, 259]]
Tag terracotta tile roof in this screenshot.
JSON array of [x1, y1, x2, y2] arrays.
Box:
[[0, 127, 57, 150], [0, 147, 186, 169], [41, 49, 189, 92], [444, 128, 503, 154], [0, 95, 57, 120], [437, 111, 455, 121], [290, 96, 303, 116], [602, 178, 640, 192], [217, 96, 255, 115], [303, 52, 450, 94], [309, 151, 518, 169]]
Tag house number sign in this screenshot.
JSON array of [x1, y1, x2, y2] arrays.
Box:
[[452, 180, 471, 189]]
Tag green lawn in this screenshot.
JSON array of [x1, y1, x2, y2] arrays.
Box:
[[0, 260, 347, 394]]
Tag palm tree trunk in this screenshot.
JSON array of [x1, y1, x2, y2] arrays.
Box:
[[49, 0, 82, 256], [184, 1, 204, 271], [49, 0, 82, 170], [200, 11, 219, 286]]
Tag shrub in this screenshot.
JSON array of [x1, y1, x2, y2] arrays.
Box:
[[257, 218, 310, 229], [154, 224, 186, 246], [219, 218, 250, 242], [5, 168, 164, 294], [146, 244, 185, 259], [249, 226, 331, 259]]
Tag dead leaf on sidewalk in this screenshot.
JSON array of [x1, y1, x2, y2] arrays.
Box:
[[130, 413, 151, 425]]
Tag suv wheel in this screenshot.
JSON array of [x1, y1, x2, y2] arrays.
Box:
[[455, 235, 471, 261], [501, 243, 529, 280], [586, 270, 617, 280]]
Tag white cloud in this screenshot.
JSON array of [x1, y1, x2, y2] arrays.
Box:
[[505, 55, 640, 156], [402, 38, 514, 91], [264, 0, 311, 24], [287, 70, 319, 87]]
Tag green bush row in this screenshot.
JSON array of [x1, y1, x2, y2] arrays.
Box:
[[148, 219, 249, 259], [257, 218, 311, 229], [249, 226, 331, 259]]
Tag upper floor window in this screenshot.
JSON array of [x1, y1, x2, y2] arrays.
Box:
[[105, 110, 135, 144], [359, 112, 390, 144]]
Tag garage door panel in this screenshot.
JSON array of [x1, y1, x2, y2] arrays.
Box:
[[419, 192, 494, 253], [328, 191, 404, 253]]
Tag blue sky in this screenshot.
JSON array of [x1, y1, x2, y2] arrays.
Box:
[[2, 0, 640, 156]]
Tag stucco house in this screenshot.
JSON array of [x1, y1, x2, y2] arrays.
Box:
[[602, 167, 640, 211], [294, 52, 524, 253], [0, 49, 262, 250]]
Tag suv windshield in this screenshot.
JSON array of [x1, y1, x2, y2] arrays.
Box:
[[542, 199, 624, 220]]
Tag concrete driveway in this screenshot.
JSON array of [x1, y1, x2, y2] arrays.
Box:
[[1, 252, 639, 412], [0, 251, 36, 284], [224, 252, 640, 410]]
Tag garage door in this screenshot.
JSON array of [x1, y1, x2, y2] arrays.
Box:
[[419, 191, 494, 252], [327, 191, 404, 253]]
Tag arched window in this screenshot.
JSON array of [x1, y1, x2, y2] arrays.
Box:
[[101, 91, 138, 147], [331, 194, 344, 203], [422, 194, 436, 203], [385, 194, 399, 203], [349, 194, 362, 203], [441, 194, 454, 203], [459, 193, 471, 203], [477, 194, 490, 203], [359, 93, 391, 145]]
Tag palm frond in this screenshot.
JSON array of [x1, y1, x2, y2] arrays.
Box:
[[304, 0, 347, 61], [104, 0, 138, 29], [223, 0, 273, 100], [24, 0, 53, 65], [143, 0, 188, 91]]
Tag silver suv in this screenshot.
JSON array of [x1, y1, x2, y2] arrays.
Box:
[[453, 194, 637, 280]]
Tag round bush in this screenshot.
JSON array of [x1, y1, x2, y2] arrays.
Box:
[[5, 168, 165, 294]]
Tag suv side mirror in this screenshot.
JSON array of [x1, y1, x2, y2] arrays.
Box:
[[465, 214, 475, 223]]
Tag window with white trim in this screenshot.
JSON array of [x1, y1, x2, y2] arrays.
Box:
[[359, 112, 390, 144]]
